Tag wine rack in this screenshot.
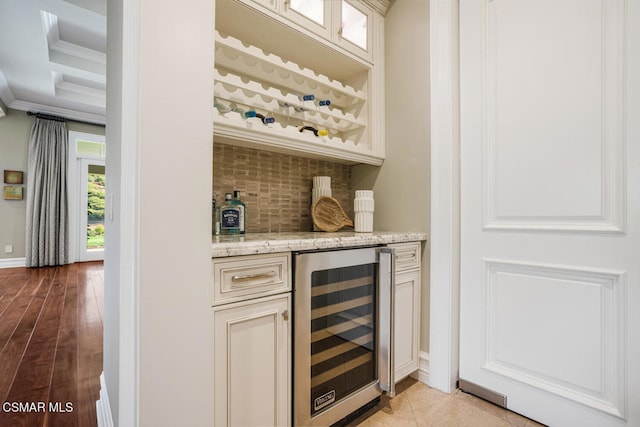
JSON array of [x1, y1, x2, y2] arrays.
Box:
[[213, 31, 383, 165]]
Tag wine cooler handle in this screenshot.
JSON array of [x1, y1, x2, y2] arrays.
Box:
[[378, 247, 396, 397]]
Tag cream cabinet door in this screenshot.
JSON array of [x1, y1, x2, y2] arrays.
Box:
[[213, 294, 291, 427], [336, 0, 374, 62], [280, 0, 332, 40], [394, 269, 420, 382]]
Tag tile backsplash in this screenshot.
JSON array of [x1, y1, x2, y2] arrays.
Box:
[[213, 143, 352, 233]]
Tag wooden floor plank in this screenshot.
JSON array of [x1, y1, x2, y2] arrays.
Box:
[[90, 263, 104, 326], [0, 270, 48, 353], [46, 263, 79, 427], [0, 266, 68, 427], [0, 263, 103, 427], [0, 273, 19, 305], [76, 263, 103, 426], [0, 269, 53, 405], [0, 275, 20, 315]]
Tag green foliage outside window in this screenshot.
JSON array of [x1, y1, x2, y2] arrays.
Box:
[[88, 173, 105, 221], [87, 173, 105, 249]]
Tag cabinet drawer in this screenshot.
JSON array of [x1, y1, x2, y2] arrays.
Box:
[[389, 242, 421, 272], [213, 253, 291, 305]]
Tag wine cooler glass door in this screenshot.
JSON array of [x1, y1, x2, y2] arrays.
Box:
[[310, 261, 376, 414], [294, 247, 394, 427]]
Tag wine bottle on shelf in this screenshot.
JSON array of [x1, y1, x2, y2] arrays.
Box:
[[300, 94, 315, 110], [278, 100, 306, 112], [299, 126, 328, 137], [231, 105, 248, 118], [317, 99, 331, 109], [255, 113, 275, 124], [214, 99, 231, 114], [212, 193, 221, 235], [220, 193, 240, 235], [232, 191, 246, 234]]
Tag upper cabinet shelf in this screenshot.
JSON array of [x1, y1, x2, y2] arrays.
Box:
[[214, 0, 385, 165]]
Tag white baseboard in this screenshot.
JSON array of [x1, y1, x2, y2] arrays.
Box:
[[0, 257, 26, 268], [410, 351, 431, 386], [96, 372, 114, 427]]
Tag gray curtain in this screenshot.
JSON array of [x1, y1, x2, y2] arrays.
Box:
[[25, 117, 69, 267]]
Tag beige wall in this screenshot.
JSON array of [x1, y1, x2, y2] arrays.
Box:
[[0, 109, 30, 260], [0, 108, 104, 261], [352, 0, 431, 353]]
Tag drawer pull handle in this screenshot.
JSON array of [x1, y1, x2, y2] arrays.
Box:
[[282, 310, 289, 321], [396, 253, 416, 260], [231, 271, 277, 283]]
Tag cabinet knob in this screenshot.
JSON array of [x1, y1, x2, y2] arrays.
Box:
[[282, 310, 289, 321]]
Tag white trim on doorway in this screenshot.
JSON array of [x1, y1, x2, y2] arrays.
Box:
[[78, 159, 106, 262], [68, 130, 106, 263], [429, 0, 461, 394], [113, 0, 142, 425], [96, 372, 115, 427]]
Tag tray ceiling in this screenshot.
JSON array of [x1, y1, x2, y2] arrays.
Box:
[[0, 0, 106, 124]]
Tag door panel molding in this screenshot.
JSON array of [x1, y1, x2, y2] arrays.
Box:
[[483, 259, 627, 419], [458, 0, 639, 425], [482, 0, 627, 233]]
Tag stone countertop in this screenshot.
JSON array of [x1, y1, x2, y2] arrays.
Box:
[[212, 231, 427, 257]]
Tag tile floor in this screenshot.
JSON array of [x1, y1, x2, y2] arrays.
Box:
[[351, 378, 547, 427]]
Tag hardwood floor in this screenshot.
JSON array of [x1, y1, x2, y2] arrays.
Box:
[[0, 262, 103, 427]]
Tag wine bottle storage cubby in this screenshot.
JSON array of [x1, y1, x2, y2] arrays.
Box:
[[214, 70, 365, 131], [213, 31, 382, 165]]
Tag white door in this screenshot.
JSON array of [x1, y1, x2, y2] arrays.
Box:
[[459, 1, 639, 426], [79, 159, 106, 262]]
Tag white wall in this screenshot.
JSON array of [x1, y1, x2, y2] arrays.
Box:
[[105, 0, 214, 425], [352, 0, 431, 352]]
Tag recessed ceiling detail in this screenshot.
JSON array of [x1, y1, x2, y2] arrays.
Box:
[[0, 0, 106, 124], [53, 72, 105, 107], [42, 10, 106, 75], [62, 0, 106, 16]]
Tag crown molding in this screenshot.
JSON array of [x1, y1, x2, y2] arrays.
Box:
[[0, 70, 17, 106], [9, 100, 105, 125], [361, 0, 394, 16]]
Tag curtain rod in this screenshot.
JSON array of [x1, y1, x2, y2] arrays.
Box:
[[27, 111, 105, 128]]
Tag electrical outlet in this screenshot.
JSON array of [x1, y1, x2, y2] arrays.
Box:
[[4, 245, 13, 254]]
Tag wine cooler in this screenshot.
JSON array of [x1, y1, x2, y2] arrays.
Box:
[[293, 246, 395, 426]]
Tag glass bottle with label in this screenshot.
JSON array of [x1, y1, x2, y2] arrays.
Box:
[[212, 193, 221, 235], [232, 190, 246, 234], [220, 193, 240, 234]]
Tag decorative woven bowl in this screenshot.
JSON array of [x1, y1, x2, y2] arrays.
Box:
[[311, 196, 353, 232]]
